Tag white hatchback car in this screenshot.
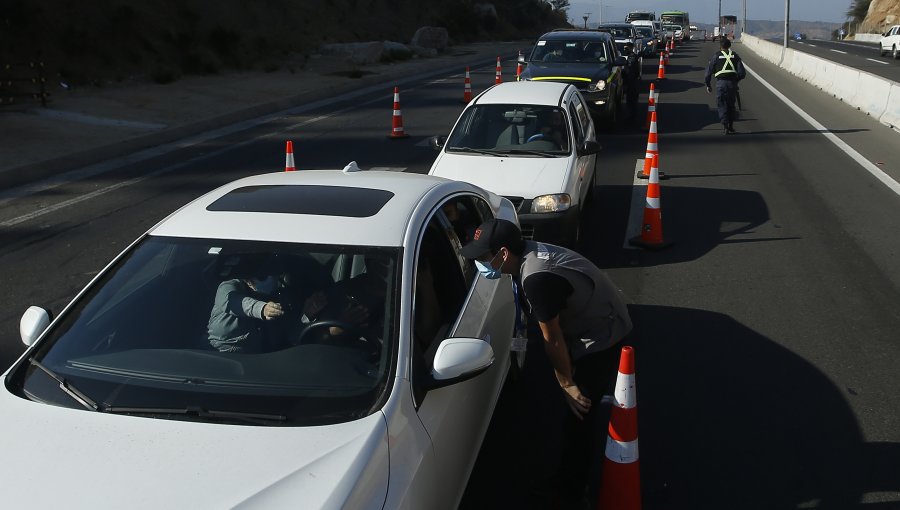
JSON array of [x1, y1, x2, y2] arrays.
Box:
[[5, 165, 521, 509], [429, 81, 601, 246], [881, 25, 900, 58]]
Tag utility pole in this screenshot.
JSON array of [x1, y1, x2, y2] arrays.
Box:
[[718, 0, 722, 38], [583, 13, 590, 29], [783, 0, 791, 48]]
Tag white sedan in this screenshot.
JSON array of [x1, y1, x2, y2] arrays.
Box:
[[429, 81, 601, 247], [4, 165, 520, 509]]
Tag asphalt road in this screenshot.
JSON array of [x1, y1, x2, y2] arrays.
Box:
[[789, 38, 900, 82], [1, 40, 900, 508]]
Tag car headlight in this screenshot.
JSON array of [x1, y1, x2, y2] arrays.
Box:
[[588, 80, 606, 92], [531, 194, 571, 213]]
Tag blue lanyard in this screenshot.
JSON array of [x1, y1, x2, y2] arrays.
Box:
[[512, 279, 524, 334]]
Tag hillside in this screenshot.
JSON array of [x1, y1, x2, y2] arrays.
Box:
[[861, 0, 900, 32], [0, 0, 567, 87]]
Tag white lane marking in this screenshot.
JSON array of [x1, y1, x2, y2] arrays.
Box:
[[829, 49, 848, 54], [866, 58, 890, 65], [806, 43, 817, 47], [745, 64, 900, 197], [623, 159, 648, 249]]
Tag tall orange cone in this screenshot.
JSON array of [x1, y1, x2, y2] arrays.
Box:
[[495, 56, 503, 84], [597, 346, 641, 510], [639, 111, 659, 178], [644, 82, 656, 130], [389, 86, 409, 139], [284, 140, 295, 172], [463, 67, 473, 103], [630, 154, 672, 249], [656, 52, 666, 80]]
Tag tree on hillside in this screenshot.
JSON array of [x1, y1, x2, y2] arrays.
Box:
[[847, 0, 872, 22], [549, 0, 570, 14]]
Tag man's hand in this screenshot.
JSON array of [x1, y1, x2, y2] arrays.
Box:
[[562, 384, 592, 419], [262, 302, 284, 320]]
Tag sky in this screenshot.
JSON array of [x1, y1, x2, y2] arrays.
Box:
[[566, 0, 854, 25]]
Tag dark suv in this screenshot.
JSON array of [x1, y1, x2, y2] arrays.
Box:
[[597, 24, 644, 110], [519, 30, 626, 128]]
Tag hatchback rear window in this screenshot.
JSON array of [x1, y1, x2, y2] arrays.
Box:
[[207, 185, 394, 217]]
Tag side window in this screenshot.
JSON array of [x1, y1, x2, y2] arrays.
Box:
[[568, 102, 584, 145], [573, 94, 591, 138], [411, 215, 468, 404]]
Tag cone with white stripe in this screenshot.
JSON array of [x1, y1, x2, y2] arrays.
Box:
[[284, 140, 296, 172], [495, 56, 503, 84], [639, 111, 658, 178], [656, 52, 666, 80], [644, 82, 656, 130], [630, 154, 673, 249], [463, 67, 473, 103], [597, 346, 641, 510], [388, 86, 409, 139]]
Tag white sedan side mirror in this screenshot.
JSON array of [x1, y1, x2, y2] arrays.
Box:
[[430, 337, 494, 386], [20, 306, 50, 346]]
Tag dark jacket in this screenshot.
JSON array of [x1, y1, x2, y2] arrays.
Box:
[[704, 49, 746, 87]]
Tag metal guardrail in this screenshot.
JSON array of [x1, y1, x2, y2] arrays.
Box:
[[0, 61, 50, 107]]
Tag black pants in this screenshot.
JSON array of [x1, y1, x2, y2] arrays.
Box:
[[716, 79, 739, 127], [554, 342, 624, 507]]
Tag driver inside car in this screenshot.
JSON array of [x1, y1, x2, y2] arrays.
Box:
[[207, 255, 327, 353]]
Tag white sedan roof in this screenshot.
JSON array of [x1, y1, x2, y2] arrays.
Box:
[[151, 167, 466, 247], [475, 81, 571, 108]]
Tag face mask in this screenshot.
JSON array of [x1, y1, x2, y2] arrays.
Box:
[[252, 276, 277, 296], [475, 252, 503, 280]]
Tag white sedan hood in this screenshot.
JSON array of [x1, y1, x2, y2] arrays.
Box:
[[430, 152, 571, 199], [0, 391, 389, 509]]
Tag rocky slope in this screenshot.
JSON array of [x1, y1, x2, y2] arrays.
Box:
[[862, 0, 900, 32]]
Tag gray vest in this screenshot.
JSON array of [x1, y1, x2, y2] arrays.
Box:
[[520, 241, 632, 360]]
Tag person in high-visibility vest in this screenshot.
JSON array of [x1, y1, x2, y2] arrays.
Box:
[[704, 37, 746, 135]]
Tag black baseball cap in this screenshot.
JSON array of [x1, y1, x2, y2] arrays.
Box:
[[460, 219, 524, 259]]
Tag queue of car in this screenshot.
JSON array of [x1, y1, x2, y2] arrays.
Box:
[[4, 23, 630, 510]]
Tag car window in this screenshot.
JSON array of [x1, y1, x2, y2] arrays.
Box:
[[531, 39, 608, 64], [411, 216, 469, 404], [445, 104, 571, 154], [11, 236, 400, 426], [573, 94, 591, 138], [568, 102, 584, 145]]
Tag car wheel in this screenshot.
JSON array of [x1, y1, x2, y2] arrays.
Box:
[[881, 46, 887, 57], [894, 46, 899, 60]]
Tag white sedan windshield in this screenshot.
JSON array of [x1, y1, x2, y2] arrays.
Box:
[[446, 104, 571, 155], [12, 236, 399, 426]]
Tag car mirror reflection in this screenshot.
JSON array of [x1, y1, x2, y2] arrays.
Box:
[[430, 135, 447, 151]]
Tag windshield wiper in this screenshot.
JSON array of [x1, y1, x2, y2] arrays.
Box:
[[503, 149, 565, 157], [446, 147, 505, 156], [103, 405, 288, 425], [29, 358, 99, 412]]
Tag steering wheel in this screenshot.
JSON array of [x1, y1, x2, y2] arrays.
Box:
[[526, 133, 546, 143], [295, 319, 380, 359]]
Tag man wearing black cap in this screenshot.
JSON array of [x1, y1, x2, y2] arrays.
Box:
[[461, 218, 632, 503]]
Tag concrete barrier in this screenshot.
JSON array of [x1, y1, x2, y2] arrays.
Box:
[[853, 33, 883, 43], [742, 32, 900, 131]]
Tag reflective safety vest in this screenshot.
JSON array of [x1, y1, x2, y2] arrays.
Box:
[[714, 50, 738, 77]]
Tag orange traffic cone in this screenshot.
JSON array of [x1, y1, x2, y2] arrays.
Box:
[[656, 52, 666, 80], [597, 346, 641, 510], [644, 82, 656, 130], [516, 50, 524, 81], [389, 86, 409, 139], [630, 154, 672, 249], [463, 67, 473, 103], [495, 56, 503, 84], [284, 140, 295, 172], [639, 111, 659, 178]]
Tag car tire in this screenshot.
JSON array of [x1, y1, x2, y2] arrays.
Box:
[[881, 46, 887, 57], [894, 46, 899, 60]]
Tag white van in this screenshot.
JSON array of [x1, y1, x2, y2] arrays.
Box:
[[632, 20, 662, 44]]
